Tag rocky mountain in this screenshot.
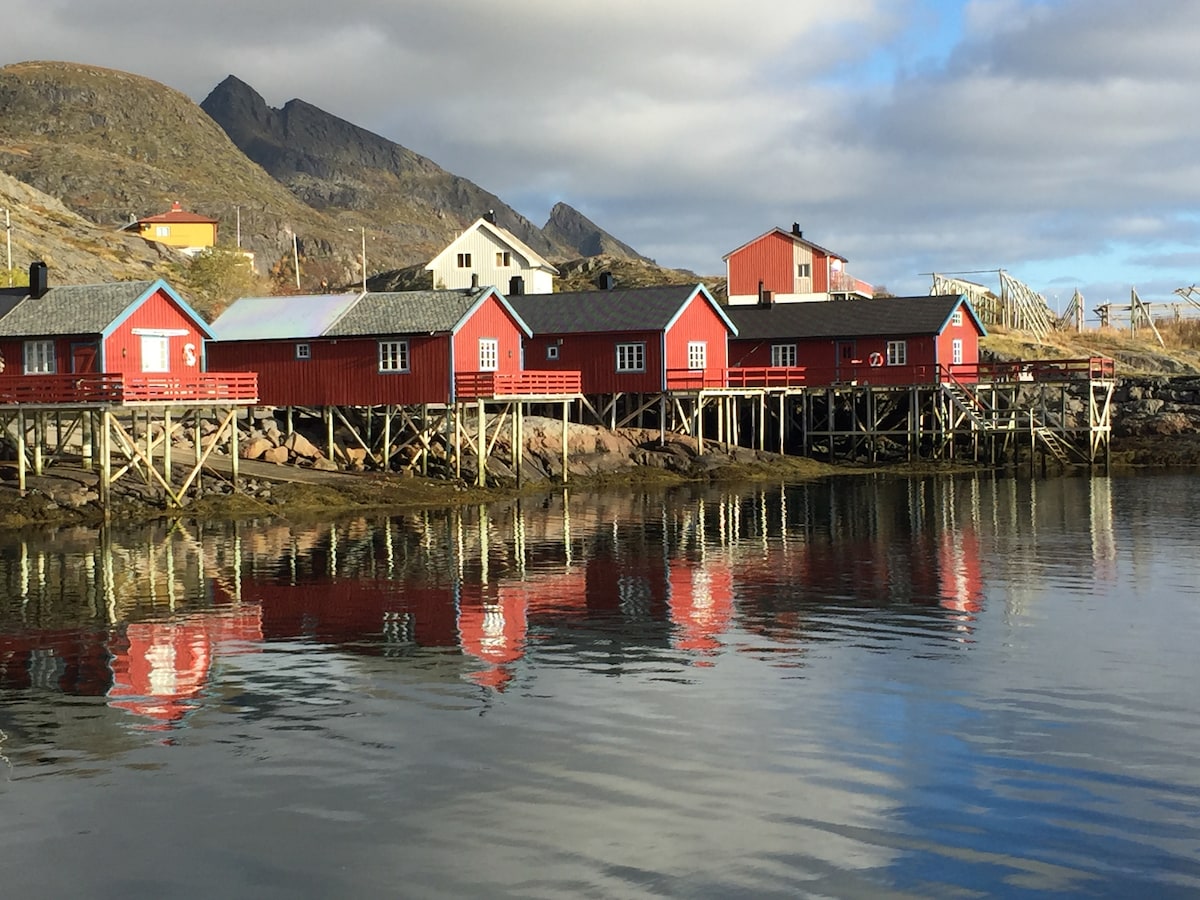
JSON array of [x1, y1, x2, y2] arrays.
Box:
[[0, 169, 174, 284], [200, 75, 571, 264], [0, 60, 684, 296], [542, 202, 653, 263], [0, 61, 370, 281]]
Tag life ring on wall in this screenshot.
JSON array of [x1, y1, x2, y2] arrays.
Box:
[[868, 352, 884, 367], [182, 342, 198, 367]]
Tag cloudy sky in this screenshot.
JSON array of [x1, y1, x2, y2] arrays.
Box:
[[4, 0, 1199, 308]]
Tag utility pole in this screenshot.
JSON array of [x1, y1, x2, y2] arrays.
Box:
[[4, 208, 11, 286], [361, 226, 367, 293], [235, 205, 241, 249], [292, 233, 301, 291]]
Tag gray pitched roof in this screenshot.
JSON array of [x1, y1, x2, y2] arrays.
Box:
[[0, 281, 158, 336], [210, 293, 364, 341], [326, 288, 493, 337], [510, 284, 714, 334], [724, 295, 977, 341], [211, 287, 517, 341]]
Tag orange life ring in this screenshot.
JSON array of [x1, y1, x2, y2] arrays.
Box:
[[868, 352, 884, 367]]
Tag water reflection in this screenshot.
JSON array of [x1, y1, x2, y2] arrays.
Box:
[[0, 473, 1124, 735]]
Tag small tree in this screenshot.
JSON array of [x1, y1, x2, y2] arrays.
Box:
[[173, 248, 263, 318], [1, 267, 29, 288]]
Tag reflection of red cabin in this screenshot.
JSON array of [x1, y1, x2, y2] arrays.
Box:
[[0, 265, 215, 380], [725, 294, 985, 387], [458, 583, 528, 690], [107, 608, 262, 729], [510, 284, 736, 395], [208, 287, 533, 406], [668, 559, 734, 656]]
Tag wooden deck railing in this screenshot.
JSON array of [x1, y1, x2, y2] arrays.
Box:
[[455, 370, 582, 399], [666, 367, 809, 389], [0, 372, 258, 406]]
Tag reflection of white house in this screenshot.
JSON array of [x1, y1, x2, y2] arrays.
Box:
[[426, 213, 558, 295]]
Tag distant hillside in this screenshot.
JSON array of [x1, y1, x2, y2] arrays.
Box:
[[0, 60, 690, 294], [555, 255, 725, 300], [0, 169, 174, 284], [0, 61, 375, 283], [542, 202, 653, 263], [201, 76, 570, 264]]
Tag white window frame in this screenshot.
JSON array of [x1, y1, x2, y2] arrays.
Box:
[[23, 340, 56, 374], [952, 339, 963, 365], [687, 341, 706, 370], [951, 309, 963, 327], [797, 263, 811, 278], [771, 344, 797, 367], [456, 252, 471, 268], [496, 251, 511, 267], [616, 342, 645, 373], [886, 340, 907, 366], [140, 334, 170, 373], [295, 343, 311, 360], [155, 225, 170, 238], [546, 344, 559, 361], [378, 340, 409, 373], [478, 338, 499, 372]]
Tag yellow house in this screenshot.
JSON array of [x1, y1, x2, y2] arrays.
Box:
[[129, 201, 218, 254]]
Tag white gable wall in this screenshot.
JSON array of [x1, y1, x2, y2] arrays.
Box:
[[430, 227, 554, 294]]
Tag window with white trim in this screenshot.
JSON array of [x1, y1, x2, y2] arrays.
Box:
[[295, 343, 311, 360], [23, 340, 56, 374], [378, 340, 409, 372], [155, 225, 170, 237], [687, 341, 706, 370], [797, 263, 811, 278], [546, 344, 559, 360], [952, 339, 963, 365], [771, 344, 797, 367], [616, 342, 645, 372], [479, 338, 498, 372], [886, 340, 907, 366], [951, 309, 963, 327], [496, 251, 511, 267], [140, 335, 170, 373], [456, 252, 472, 268]]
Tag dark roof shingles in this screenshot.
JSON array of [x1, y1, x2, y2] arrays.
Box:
[[724, 295, 965, 341]]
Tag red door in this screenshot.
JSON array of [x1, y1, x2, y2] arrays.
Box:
[[71, 342, 99, 373]]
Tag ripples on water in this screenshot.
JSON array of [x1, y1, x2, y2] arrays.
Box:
[[1, 473, 1199, 897]]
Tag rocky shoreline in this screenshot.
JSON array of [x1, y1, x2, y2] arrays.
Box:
[[1, 373, 1197, 531]]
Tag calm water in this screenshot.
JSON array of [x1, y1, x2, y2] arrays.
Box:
[[1, 473, 1198, 898]]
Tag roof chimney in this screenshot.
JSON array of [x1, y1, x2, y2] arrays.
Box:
[[171, 200, 183, 212], [470, 272, 480, 290], [29, 261, 48, 299], [791, 223, 802, 238], [596, 271, 615, 290], [484, 209, 496, 224]]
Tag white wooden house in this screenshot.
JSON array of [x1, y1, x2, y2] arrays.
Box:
[[426, 213, 558, 294]]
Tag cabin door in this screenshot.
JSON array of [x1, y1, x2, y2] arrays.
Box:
[[835, 341, 857, 381], [71, 342, 99, 373]]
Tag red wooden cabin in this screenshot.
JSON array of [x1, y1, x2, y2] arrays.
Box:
[[0, 263, 253, 403], [509, 284, 736, 395], [724, 294, 985, 387], [724, 224, 874, 305], [208, 286, 547, 406]]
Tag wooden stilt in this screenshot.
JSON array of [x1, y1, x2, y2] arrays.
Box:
[[16, 408, 26, 494]]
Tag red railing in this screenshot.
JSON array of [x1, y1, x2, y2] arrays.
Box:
[[666, 367, 809, 389], [455, 370, 582, 399], [122, 373, 259, 402], [0, 372, 258, 405]]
